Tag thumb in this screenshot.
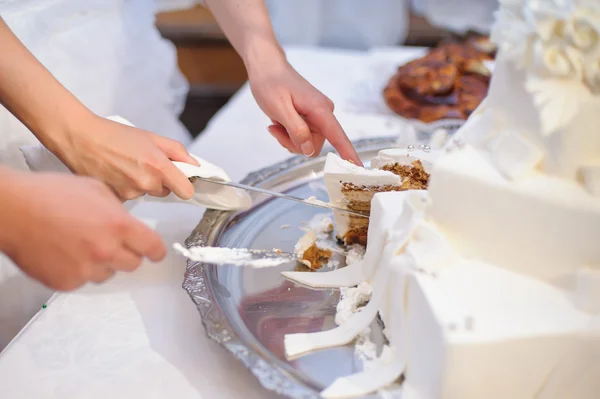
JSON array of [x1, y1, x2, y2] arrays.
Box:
[[275, 103, 315, 156]]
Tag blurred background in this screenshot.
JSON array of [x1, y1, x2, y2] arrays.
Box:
[[156, 0, 498, 136]]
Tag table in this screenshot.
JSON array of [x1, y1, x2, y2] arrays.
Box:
[[0, 46, 423, 399]]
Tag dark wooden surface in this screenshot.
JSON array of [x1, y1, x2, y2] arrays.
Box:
[[156, 6, 451, 138]]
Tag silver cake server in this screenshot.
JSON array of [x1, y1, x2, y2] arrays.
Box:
[[190, 176, 369, 218]]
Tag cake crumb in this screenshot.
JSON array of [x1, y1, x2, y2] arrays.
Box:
[[305, 196, 330, 207], [300, 244, 332, 270], [346, 244, 366, 265], [280, 224, 291, 229]]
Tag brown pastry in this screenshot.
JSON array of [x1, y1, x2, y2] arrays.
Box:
[[383, 37, 494, 122]]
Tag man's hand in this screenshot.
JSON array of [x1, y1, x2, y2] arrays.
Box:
[[0, 169, 166, 291], [55, 114, 198, 201]]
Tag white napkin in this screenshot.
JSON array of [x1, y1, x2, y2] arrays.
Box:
[[19, 116, 252, 211]]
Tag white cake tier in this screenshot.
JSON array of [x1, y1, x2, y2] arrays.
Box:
[[379, 252, 599, 399], [427, 144, 600, 287], [459, 56, 600, 193]]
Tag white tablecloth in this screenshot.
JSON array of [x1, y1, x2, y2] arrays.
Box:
[[0, 46, 422, 399]]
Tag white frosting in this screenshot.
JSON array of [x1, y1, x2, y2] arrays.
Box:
[[428, 145, 600, 286], [335, 282, 372, 326], [284, 234, 401, 359], [324, 151, 401, 186], [370, 148, 438, 172], [487, 129, 544, 179], [283, 191, 424, 358], [294, 230, 317, 255], [301, 213, 335, 239], [282, 191, 419, 288]]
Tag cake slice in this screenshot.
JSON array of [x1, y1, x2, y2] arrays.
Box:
[[324, 148, 436, 245]]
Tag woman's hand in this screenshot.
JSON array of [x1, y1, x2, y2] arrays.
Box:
[[53, 114, 198, 201], [202, 0, 362, 165], [0, 168, 165, 291], [248, 60, 362, 165]]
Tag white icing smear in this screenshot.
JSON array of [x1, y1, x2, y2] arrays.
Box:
[[305, 196, 332, 208], [324, 152, 401, 187], [173, 243, 292, 268], [300, 213, 335, 238], [335, 282, 372, 326], [293, 231, 317, 256], [346, 244, 366, 266], [371, 148, 438, 172]]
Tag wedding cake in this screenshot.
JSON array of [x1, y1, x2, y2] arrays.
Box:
[[283, 0, 600, 397]]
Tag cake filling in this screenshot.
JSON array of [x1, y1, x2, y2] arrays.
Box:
[[337, 158, 431, 245], [300, 244, 332, 270]]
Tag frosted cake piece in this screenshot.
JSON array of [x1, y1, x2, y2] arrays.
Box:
[[324, 148, 435, 245]]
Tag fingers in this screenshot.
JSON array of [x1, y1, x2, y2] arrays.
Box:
[[146, 185, 171, 198], [305, 109, 363, 166], [122, 220, 167, 263], [89, 266, 116, 283], [312, 133, 326, 156], [90, 247, 143, 283], [108, 248, 143, 272], [272, 100, 315, 156], [158, 160, 195, 200], [152, 135, 199, 166], [148, 135, 196, 199], [268, 125, 297, 153]]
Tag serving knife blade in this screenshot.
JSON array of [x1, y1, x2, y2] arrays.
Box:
[[191, 176, 369, 218]]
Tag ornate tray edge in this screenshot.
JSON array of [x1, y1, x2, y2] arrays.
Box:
[[181, 135, 454, 398]]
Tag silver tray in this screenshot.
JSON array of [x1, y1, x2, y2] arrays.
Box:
[[182, 137, 422, 398]]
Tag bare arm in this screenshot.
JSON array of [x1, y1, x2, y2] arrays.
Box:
[[0, 18, 196, 199], [0, 18, 92, 155], [203, 1, 362, 164], [203, 0, 284, 69]]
